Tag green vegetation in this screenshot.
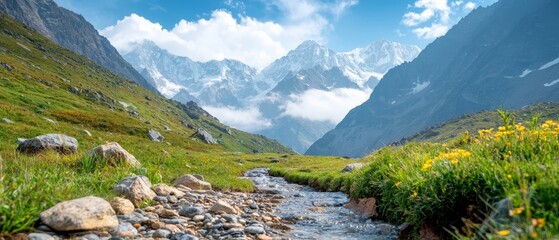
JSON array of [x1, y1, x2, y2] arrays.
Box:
[[400, 102, 559, 144]]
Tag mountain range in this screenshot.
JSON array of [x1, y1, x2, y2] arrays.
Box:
[[123, 39, 421, 152], [307, 0, 559, 157]]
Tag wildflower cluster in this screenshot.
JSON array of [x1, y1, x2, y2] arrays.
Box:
[[421, 148, 472, 171]]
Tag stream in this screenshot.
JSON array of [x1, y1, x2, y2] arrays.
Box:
[[244, 168, 398, 240]]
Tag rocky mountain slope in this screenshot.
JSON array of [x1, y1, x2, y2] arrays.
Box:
[[307, 0, 559, 157], [124, 39, 420, 153], [0, 0, 158, 93], [0, 13, 292, 155]]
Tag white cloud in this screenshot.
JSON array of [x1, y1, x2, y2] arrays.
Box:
[[402, 9, 435, 26], [402, 0, 481, 39], [412, 23, 449, 39], [100, 0, 357, 69], [281, 88, 371, 123], [463, 2, 476, 10], [203, 106, 272, 132]]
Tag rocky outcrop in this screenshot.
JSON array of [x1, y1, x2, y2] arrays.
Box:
[[39, 196, 118, 232], [17, 134, 78, 154], [196, 128, 217, 144], [114, 176, 157, 207], [148, 129, 164, 142], [83, 142, 141, 167], [173, 174, 212, 190]]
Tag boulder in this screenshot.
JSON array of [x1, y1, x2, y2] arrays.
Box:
[[114, 176, 156, 207], [173, 174, 212, 190], [196, 129, 217, 144], [148, 129, 164, 142], [39, 196, 118, 232], [341, 163, 369, 173], [1, 118, 14, 124], [83, 142, 141, 167], [17, 134, 78, 154], [210, 200, 237, 214], [153, 183, 184, 196], [110, 197, 135, 215]]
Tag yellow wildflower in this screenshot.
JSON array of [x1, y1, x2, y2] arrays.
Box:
[[507, 174, 512, 179], [509, 207, 523, 216], [413, 191, 418, 197], [395, 182, 401, 187], [506, 142, 512, 146], [498, 126, 506, 131], [536, 218, 545, 228], [515, 124, 525, 132], [497, 230, 510, 236], [451, 159, 459, 164], [504, 154, 510, 159]]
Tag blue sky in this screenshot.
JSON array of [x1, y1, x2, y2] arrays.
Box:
[[54, 0, 497, 68]]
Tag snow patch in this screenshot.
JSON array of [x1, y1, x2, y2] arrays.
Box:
[[539, 57, 559, 71], [519, 69, 532, 78], [410, 81, 430, 94], [543, 79, 559, 87]]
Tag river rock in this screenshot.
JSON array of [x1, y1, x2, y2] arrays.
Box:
[[179, 207, 205, 217], [1, 118, 14, 124], [110, 197, 135, 215], [210, 200, 237, 214], [170, 233, 199, 240], [195, 128, 217, 144], [173, 174, 212, 190], [341, 163, 369, 172], [148, 129, 164, 142], [153, 229, 172, 238], [27, 233, 54, 240], [17, 134, 78, 154], [113, 222, 138, 237], [156, 208, 179, 218], [83, 142, 141, 167], [114, 176, 156, 207], [245, 226, 265, 235], [153, 183, 184, 196], [39, 196, 118, 232]]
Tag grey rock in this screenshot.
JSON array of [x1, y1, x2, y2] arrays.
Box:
[[110, 197, 135, 215], [113, 176, 156, 207], [17, 134, 78, 154], [179, 207, 205, 217], [112, 222, 137, 237], [28, 233, 54, 240], [39, 196, 118, 232], [81, 234, 101, 240], [153, 229, 172, 238], [341, 163, 369, 173], [83, 142, 141, 167], [153, 183, 184, 196], [148, 129, 164, 142], [196, 128, 217, 144], [245, 226, 265, 235], [1, 118, 14, 124], [153, 196, 168, 203], [170, 233, 199, 240]]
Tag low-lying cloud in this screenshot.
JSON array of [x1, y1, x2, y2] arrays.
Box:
[[281, 88, 372, 123], [203, 106, 272, 132]]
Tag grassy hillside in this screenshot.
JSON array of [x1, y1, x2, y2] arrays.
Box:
[[398, 102, 559, 144]]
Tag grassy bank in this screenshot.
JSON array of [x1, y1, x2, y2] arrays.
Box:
[[271, 111, 559, 239]]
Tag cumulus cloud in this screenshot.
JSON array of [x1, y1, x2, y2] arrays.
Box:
[[463, 2, 476, 10], [203, 106, 272, 132], [100, 0, 358, 69], [281, 88, 372, 123], [402, 0, 479, 39]]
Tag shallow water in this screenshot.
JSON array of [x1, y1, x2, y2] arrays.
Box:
[[244, 168, 398, 240]]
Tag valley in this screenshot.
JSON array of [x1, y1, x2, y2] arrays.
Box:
[[1, 0, 559, 239]]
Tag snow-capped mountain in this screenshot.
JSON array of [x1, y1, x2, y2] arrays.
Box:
[[124, 40, 421, 153], [124, 41, 259, 107], [257, 40, 421, 88]]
